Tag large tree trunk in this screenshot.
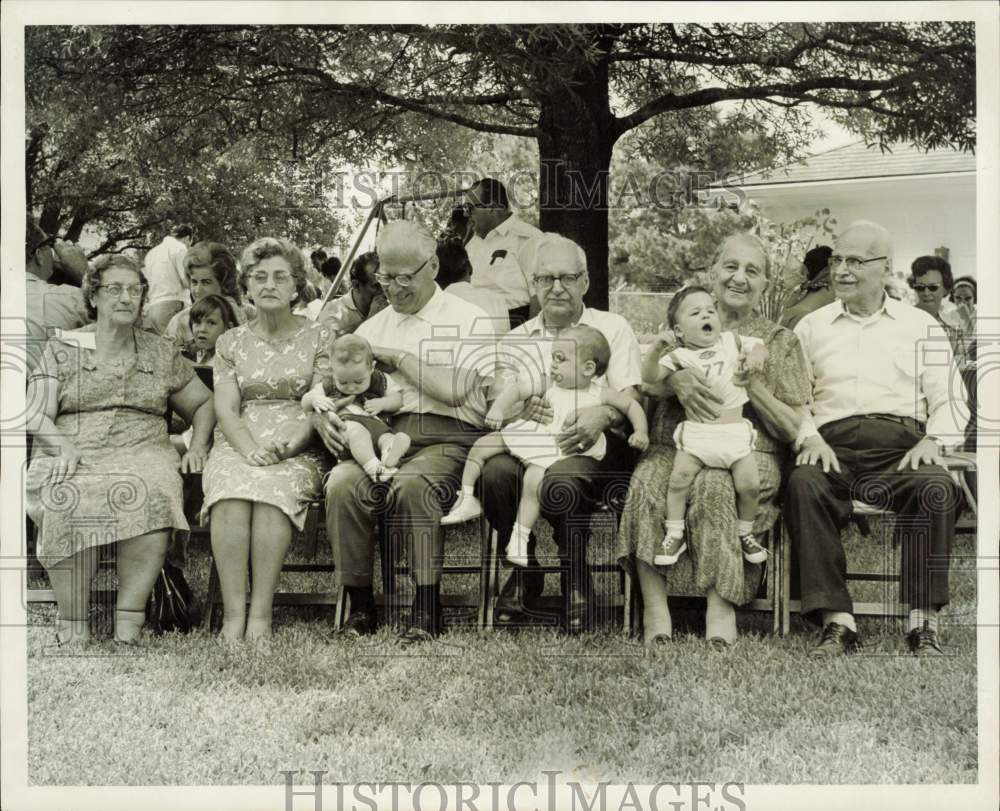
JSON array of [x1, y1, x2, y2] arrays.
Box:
[[535, 34, 615, 312]]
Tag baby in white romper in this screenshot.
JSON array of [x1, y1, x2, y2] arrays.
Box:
[[441, 325, 649, 566]]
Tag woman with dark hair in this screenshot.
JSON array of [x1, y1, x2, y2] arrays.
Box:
[[163, 242, 247, 349], [316, 251, 386, 336], [618, 233, 810, 646], [25, 254, 213, 646], [201, 238, 332, 642]]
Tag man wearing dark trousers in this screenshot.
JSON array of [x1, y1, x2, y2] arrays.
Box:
[[788, 221, 967, 657], [313, 221, 492, 644], [480, 234, 642, 631]]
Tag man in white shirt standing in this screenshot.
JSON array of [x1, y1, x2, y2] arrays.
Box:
[[435, 241, 510, 336], [463, 177, 542, 329], [789, 221, 967, 657], [482, 233, 643, 631], [143, 223, 194, 333], [313, 221, 493, 644]]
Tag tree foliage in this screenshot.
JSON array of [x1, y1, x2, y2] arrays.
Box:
[[26, 22, 975, 301]]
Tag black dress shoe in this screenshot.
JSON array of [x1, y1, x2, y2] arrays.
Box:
[[565, 588, 590, 633], [495, 569, 530, 626], [399, 609, 440, 644], [810, 621, 861, 656], [341, 609, 377, 638], [906, 623, 944, 656]]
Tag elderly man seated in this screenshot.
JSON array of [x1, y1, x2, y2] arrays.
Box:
[[314, 220, 493, 643], [789, 221, 967, 657], [480, 233, 642, 631]]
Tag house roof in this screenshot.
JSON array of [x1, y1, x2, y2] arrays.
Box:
[[731, 140, 976, 187]]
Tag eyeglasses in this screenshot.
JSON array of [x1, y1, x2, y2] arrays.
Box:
[[375, 255, 431, 288], [829, 255, 887, 271], [911, 283, 942, 293], [533, 271, 585, 288], [97, 283, 145, 299], [248, 270, 293, 286]]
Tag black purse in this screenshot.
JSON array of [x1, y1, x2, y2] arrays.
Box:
[[146, 562, 201, 634]]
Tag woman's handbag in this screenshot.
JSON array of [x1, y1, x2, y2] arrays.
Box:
[[146, 562, 201, 634]]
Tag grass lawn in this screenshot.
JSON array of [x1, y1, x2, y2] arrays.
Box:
[[25, 518, 978, 786]]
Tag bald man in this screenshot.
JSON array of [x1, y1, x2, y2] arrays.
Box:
[[787, 221, 967, 657], [313, 220, 492, 643]]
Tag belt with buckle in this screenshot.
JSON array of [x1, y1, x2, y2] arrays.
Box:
[[860, 413, 926, 434]]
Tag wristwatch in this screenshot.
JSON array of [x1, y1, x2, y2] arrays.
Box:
[[394, 350, 408, 370]]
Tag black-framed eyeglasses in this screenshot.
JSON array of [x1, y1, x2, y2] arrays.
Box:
[[533, 271, 585, 288], [911, 283, 942, 293], [97, 283, 146, 299], [829, 255, 887, 271], [374, 255, 431, 288]]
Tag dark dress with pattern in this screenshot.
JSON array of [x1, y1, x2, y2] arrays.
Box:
[[25, 326, 195, 562], [616, 314, 810, 605]]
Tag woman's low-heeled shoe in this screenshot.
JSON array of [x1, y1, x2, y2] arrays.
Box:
[[707, 636, 731, 651], [646, 633, 673, 647]]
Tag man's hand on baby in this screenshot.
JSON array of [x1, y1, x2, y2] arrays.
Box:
[[628, 431, 650, 451]]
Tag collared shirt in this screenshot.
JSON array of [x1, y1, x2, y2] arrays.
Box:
[[162, 296, 247, 348], [355, 285, 494, 428], [499, 307, 643, 393], [25, 274, 89, 374], [465, 214, 542, 309], [315, 290, 365, 337], [794, 297, 967, 447], [143, 235, 190, 306], [443, 281, 510, 336]]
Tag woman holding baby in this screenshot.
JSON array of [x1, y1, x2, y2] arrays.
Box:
[[202, 237, 332, 642], [617, 233, 810, 647]]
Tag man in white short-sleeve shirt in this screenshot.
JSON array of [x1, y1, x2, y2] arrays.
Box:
[[313, 221, 493, 645], [787, 220, 967, 658], [463, 177, 543, 329], [482, 233, 643, 631], [143, 224, 194, 333]]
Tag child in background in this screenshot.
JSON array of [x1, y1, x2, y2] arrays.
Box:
[[641, 286, 770, 567], [442, 325, 649, 566], [164, 242, 245, 351], [302, 333, 411, 482], [186, 294, 241, 365]]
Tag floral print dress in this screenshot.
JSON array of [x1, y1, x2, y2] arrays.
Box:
[[24, 326, 195, 562], [201, 320, 331, 530]]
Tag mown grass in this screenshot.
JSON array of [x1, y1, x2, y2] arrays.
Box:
[[25, 519, 978, 786]]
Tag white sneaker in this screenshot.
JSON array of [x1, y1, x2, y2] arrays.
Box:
[[440, 494, 483, 525], [506, 534, 529, 567]]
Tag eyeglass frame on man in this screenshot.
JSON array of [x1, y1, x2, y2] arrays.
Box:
[[532, 270, 586, 288], [374, 254, 432, 289], [829, 254, 888, 271]]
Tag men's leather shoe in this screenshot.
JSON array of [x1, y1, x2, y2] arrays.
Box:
[[565, 588, 590, 633], [341, 609, 378, 638], [810, 622, 861, 656], [906, 623, 944, 656], [399, 609, 440, 644]]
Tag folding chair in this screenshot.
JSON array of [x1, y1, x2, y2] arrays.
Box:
[[775, 453, 977, 636]]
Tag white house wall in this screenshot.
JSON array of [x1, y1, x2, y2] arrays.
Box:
[[738, 173, 976, 281]]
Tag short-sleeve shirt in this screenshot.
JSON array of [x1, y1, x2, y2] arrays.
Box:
[[316, 290, 365, 337], [143, 235, 190, 306], [659, 332, 763, 411], [465, 214, 542, 309], [355, 285, 493, 428], [498, 307, 643, 394]]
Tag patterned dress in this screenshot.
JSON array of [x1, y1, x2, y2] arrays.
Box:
[[616, 314, 810, 605], [25, 326, 195, 563], [201, 320, 331, 530]]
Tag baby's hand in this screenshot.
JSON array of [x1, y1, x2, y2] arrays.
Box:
[[363, 397, 387, 415], [312, 394, 339, 413], [485, 407, 505, 431], [628, 431, 650, 452]]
